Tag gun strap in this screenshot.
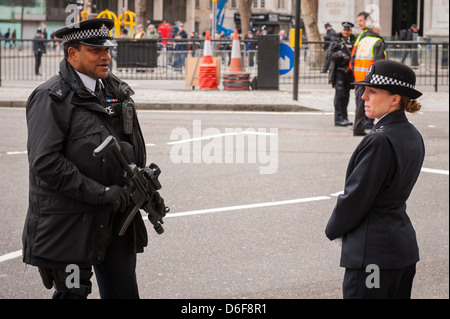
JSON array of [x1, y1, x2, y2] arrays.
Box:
[[118, 196, 146, 236]]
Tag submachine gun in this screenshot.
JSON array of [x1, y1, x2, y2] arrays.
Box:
[[93, 135, 169, 235]]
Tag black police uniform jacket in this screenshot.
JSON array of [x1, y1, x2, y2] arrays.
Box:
[[327, 33, 356, 88], [22, 59, 148, 269], [325, 110, 424, 269]]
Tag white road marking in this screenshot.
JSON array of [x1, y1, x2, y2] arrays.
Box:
[[6, 151, 27, 155], [0, 195, 329, 263], [0, 250, 21, 263], [166, 131, 277, 145], [160, 196, 330, 219], [421, 167, 449, 175]]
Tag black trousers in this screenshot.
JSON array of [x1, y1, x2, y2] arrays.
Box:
[[334, 70, 353, 123], [52, 233, 139, 299], [94, 233, 139, 299], [34, 51, 42, 75], [343, 264, 416, 299]]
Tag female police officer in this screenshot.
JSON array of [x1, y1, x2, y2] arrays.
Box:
[[325, 59, 425, 299], [22, 19, 149, 299]]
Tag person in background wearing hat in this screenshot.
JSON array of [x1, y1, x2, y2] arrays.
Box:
[[325, 59, 424, 299], [322, 23, 337, 73], [350, 12, 386, 136], [147, 24, 159, 39], [22, 18, 154, 299], [33, 28, 46, 76], [134, 24, 147, 39], [326, 22, 356, 126]]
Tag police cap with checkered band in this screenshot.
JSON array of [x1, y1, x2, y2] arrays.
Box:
[[55, 18, 116, 47], [352, 59, 422, 99]]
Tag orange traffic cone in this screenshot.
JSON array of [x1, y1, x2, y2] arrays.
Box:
[[229, 29, 244, 73], [199, 31, 218, 89], [224, 29, 250, 90]]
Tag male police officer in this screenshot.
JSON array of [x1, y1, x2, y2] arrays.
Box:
[[327, 22, 356, 126], [350, 13, 386, 136], [22, 18, 149, 299]]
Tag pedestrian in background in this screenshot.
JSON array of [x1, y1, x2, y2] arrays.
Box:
[[119, 27, 129, 38], [4, 28, 10, 47], [173, 23, 187, 71], [279, 29, 286, 42], [325, 59, 424, 299], [22, 18, 151, 299], [327, 22, 356, 127], [400, 24, 420, 68], [245, 30, 257, 67], [350, 12, 386, 136], [33, 28, 46, 76], [134, 24, 147, 39], [147, 24, 159, 39]]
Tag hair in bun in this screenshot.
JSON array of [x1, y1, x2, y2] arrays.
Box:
[[400, 95, 421, 113]]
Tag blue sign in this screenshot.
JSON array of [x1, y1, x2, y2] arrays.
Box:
[[279, 43, 294, 75]]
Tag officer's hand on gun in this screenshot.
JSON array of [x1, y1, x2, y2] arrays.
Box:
[[101, 185, 129, 213]]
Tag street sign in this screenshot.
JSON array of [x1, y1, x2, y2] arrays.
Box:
[[279, 43, 294, 76]]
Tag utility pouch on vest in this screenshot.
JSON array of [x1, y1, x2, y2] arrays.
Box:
[[38, 267, 54, 289], [37, 266, 93, 297]]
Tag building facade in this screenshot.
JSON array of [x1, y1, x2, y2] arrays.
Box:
[[0, 0, 448, 41], [317, 0, 449, 41]]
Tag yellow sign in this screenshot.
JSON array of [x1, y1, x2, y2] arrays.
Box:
[[97, 9, 120, 37], [80, 10, 88, 21], [290, 28, 302, 48], [119, 10, 136, 38]]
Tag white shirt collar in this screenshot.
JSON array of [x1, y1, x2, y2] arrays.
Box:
[[75, 70, 102, 94]]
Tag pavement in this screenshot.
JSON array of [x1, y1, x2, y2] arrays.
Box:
[[0, 80, 448, 113]]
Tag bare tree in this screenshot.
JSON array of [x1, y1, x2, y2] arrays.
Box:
[[135, 0, 147, 27], [239, 0, 253, 36], [301, 0, 322, 68]]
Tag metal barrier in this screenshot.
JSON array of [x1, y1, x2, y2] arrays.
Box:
[[1, 39, 448, 91]]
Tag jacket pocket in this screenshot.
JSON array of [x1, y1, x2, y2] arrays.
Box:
[[32, 208, 95, 265], [68, 109, 104, 141]]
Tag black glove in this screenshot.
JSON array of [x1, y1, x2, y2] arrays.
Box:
[[152, 191, 167, 218], [101, 185, 129, 213]]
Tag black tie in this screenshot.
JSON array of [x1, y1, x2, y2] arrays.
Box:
[[95, 80, 104, 101]]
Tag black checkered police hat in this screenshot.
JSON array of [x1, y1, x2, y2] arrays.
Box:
[[55, 18, 116, 47], [352, 59, 422, 99]]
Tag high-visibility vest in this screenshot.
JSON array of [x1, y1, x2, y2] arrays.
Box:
[[353, 36, 384, 82], [349, 30, 367, 69]]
